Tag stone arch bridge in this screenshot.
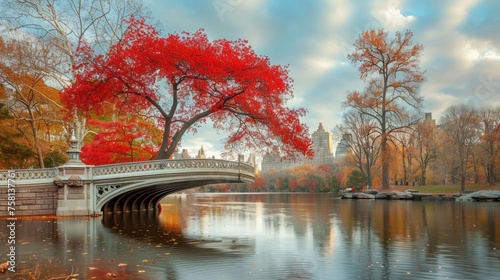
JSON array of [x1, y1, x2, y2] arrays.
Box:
[[0, 158, 255, 216]]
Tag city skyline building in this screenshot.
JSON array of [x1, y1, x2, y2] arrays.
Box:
[[311, 123, 334, 166], [335, 133, 352, 159], [261, 122, 335, 173]]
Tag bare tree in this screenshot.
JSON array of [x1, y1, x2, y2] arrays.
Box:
[[0, 37, 67, 168], [440, 105, 481, 192], [336, 109, 380, 186], [476, 105, 500, 185], [346, 29, 425, 189], [393, 127, 416, 185], [0, 0, 154, 147], [413, 114, 438, 185]]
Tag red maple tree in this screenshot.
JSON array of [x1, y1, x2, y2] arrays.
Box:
[[62, 17, 312, 160], [81, 118, 159, 165]]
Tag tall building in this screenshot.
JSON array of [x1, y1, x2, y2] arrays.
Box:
[[260, 122, 336, 172], [174, 148, 192, 159], [335, 133, 352, 159], [196, 145, 207, 159], [261, 147, 287, 173], [311, 123, 334, 166], [424, 112, 436, 127]]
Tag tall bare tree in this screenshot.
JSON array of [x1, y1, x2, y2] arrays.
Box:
[[346, 29, 425, 189], [440, 105, 481, 192], [0, 0, 154, 147]]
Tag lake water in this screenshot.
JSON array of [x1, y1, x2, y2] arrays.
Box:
[[1, 193, 499, 279]]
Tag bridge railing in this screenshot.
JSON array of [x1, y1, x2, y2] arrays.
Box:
[[0, 159, 255, 182], [91, 158, 255, 177], [0, 168, 59, 181]]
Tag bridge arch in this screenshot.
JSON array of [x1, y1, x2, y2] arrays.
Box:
[[93, 159, 255, 213]]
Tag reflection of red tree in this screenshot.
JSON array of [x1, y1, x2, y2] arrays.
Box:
[[159, 203, 184, 233]]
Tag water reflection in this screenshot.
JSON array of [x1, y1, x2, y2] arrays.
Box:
[[0, 193, 499, 279]]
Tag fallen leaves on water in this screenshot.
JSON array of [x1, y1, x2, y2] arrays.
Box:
[[118, 263, 127, 267], [138, 270, 146, 273]]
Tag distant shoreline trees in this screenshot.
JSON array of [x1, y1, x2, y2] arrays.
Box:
[[335, 104, 499, 190]]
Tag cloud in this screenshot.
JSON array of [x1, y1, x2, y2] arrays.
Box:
[[143, 0, 500, 156]]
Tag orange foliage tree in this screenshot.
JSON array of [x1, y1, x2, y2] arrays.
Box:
[[0, 37, 67, 168], [413, 116, 438, 185], [0, 101, 36, 168], [346, 29, 425, 189], [62, 17, 312, 160], [440, 105, 481, 192], [476, 106, 500, 185]]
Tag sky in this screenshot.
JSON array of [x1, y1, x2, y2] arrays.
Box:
[[143, 0, 500, 159]]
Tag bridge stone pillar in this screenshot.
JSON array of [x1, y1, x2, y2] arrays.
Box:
[[54, 131, 93, 216]]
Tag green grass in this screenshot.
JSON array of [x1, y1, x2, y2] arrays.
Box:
[[411, 184, 499, 194]]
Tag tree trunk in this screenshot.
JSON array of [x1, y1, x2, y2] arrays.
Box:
[[488, 141, 495, 185], [365, 161, 373, 187], [401, 146, 407, 185], [460, 161, 466, 193], [381, 134, 390, 189], [156, 126, 170, 159], [37, 146, 44, 169], [421, 164, 427, 186], [488, 162, 496, 186]]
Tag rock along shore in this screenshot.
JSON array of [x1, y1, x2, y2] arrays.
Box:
[[339, 189, 500, 202]]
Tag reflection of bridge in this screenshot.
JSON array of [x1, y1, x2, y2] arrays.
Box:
[[0, 158, 255, 216]]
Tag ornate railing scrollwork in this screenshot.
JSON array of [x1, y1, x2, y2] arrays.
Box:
[[96, 184, 123, 201], [0, 168, 58, 181], [92, 158, 255, 177]]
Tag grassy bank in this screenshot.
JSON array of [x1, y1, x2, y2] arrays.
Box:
[[372, 184, 500, 194]]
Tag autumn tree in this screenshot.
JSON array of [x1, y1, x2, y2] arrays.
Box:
[[0, 0, 155, 146], [0, 101, 36, 168], [336, 109, 380, 186], [0, 37, 67, 168], [413, 114, 438, 185], [391, 111, 422, 185], [476, 106, 500, 185], [346, 29, 425, 189], [62, 17, 312, 160], [393, 127, 417, 185], [440, 105, 481, 192], [81, 117, 161, 165]]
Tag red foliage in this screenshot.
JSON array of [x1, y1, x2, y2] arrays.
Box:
[[248, 173, 266, 191], [62, 16, 311, 159], [81, 118, 159, 165]]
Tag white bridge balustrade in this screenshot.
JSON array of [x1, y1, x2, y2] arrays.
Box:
[[0, 158, 256, 216]]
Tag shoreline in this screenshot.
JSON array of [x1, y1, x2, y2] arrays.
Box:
[[339, 188, 500, 202]]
